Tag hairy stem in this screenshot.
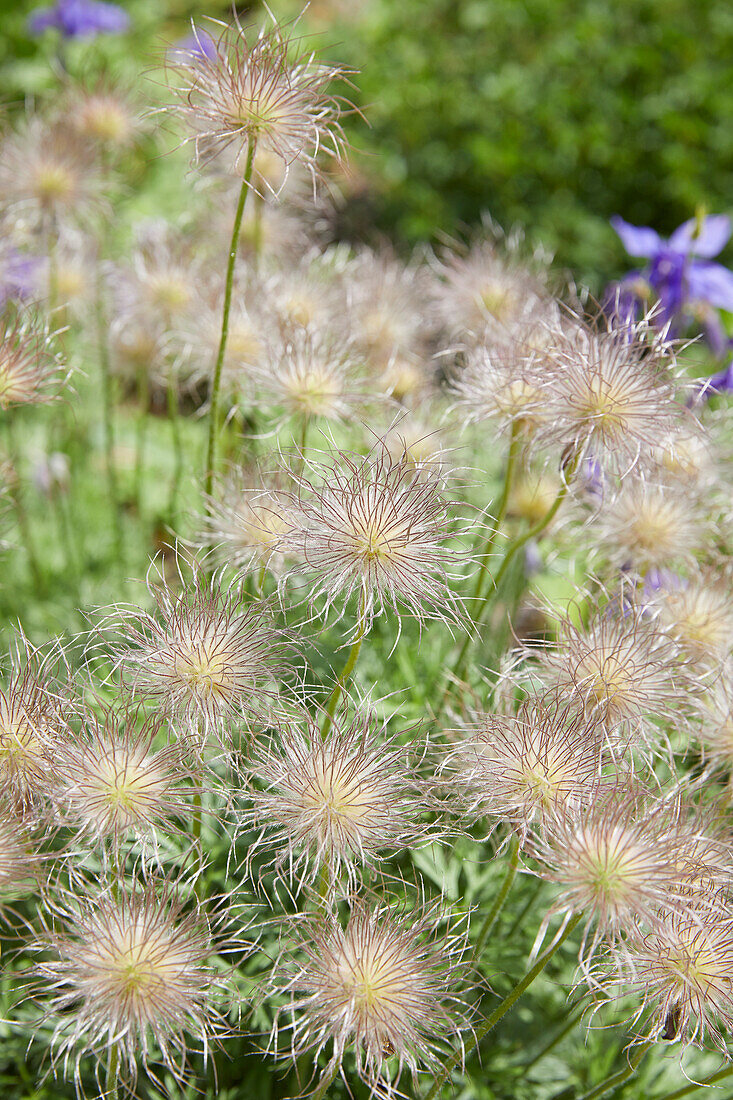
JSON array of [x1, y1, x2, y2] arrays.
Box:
[[312, 1063, 339, 1100], [134, 361, 149, 511], [472, 422, 522, 603], [473, 833, 520, 960], [423, 912, 583, 1100], [205, 145, 255, 502], [521, 1002, 586, 1073], [5, 417, 45, 593], [95, 260, 124, 570], [320, 615, 367, 740]]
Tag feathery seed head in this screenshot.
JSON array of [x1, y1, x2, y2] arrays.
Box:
[[0, 117, 100, 223], [33, 879, 222, 1087], [275, 894, 469, 1097], [449, 345, 550, 434], [539, 311, 688, 475], [531, 784, 695, 946], [0, 313, 65, 409], [115, 563, 286, 732], [612, 894, 733, 1052], [200, 470, 296, 576], [166, 15, 352, 188], [537, 602, 687, 734], [445, 696, 603, 830], [54, 711, 195, 848], [653, 572, 733, 668], [283, 440, 466, 635], [242, 708, 427, 890], [596, 477, 705, 574], [253, 325, 364, 423]]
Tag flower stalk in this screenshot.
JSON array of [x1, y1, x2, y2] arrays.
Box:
[[205, 141, 256, 502]]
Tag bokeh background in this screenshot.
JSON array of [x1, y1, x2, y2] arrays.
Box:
[[2, 0, 733, 291]]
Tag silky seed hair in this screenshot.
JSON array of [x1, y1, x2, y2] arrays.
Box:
[[272, 892, 470, 1099], [605, 892, 733, 1055], [52, 710, 197, 851], [0, 115, 101, 225], [444, 694, 604, 833], [239, 706, 429, 893], [593, 476, 708, 575], [197, 468, 297, 578], [533, 599, 690, 742], [113, 558, 287, 735], [31, 878, 225, 1091], [0, 644, 62, 816], [165, 13, 352, 190], [528, 783, 702, 957], [0, 313, 66, 410], [449, 343, 552, 436], [651, 570, 733, 670], [281, 439, 468, 637], [538, 310, 689, 476]]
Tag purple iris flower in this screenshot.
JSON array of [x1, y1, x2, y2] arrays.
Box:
[[28, 0, 130, 38], [611, 214, 733, 332], [694, 352, 733, 402]]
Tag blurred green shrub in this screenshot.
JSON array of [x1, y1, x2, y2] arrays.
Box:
[[331, 0, 733, 288]]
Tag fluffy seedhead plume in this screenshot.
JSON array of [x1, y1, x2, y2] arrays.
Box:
[[114, 559, 287, 736], [0, 313, 66, 410], [0, 116, 100, 224], [449, 344, 551, 437], [166, 13, 352, 190], [31, 878, 226, 1091], [529, 783, 700, 959], [53, 709, 196, 851], [273, 893, 470, 1098], [606, 892, 733, 1054], [282, 440, 467, 637], [198, 468, 296, 577], [595, 476, 707, 575], [0, 643, 62, 816], [651, 570, 733, 669], [444, 695, 603, 834], [240, 707, 428, 893], [251, 323, 366, 425], [535, 600, 689, 743], [538, 310, 689, 476]]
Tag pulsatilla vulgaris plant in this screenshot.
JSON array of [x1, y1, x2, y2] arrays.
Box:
[[3, 7, 733, 1100]]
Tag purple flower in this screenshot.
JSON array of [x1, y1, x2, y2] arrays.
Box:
[[0, 247, 40, 308], [171, 28, 217, 64], [611, 214, 733, 336], [28, 0, 129, 38], [694, 354, 733, 403]]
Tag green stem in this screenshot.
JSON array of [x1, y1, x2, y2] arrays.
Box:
[[95, 260, 124, 571], [134, 361, 149, 511], [106, 1041, 119, 1100], [423, 911, 583, 1100], [471, 422, 521, 604], [505, 876, 544, 940], [483, 453, 579, 619], [473, 833, 520, 960], [205, 145, 255, 502], [575, 1039, 654, 1100], [657, 1061, 733, 1100], [5, 417, 45, 593], [312, 1063, 339, 1100], [167, 375, 183, 527], [320, 614, 367, 740]]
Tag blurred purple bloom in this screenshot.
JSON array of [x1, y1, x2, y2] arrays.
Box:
[[28, 0, 129, 38], [172, 28, 217, 63], [611, 214, 733, 336], [695, 355, 733, 403], [0, 247, 40, 308]]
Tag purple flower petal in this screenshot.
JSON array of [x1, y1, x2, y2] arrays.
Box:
[[28, 0, 129, 38], [687, 261, 733, 313], [610, 216, 664, 259], [668, 214, 731, 258], [173, 29, 218, 63]]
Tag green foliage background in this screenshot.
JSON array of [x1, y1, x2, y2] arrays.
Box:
[[2, 0, 733, 289]]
